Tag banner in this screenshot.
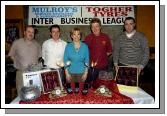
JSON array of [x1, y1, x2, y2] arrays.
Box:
[[28, 6, 134, 25]]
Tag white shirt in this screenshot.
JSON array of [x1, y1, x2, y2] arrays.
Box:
[[42, 38, 67, 69], [126, 30, 136, 38]]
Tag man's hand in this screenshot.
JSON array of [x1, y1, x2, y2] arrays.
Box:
[[107, 52, 112, 57], [138, 65, 144, 75], [137, 68, 143, 75], [65, 70, 71, 82]]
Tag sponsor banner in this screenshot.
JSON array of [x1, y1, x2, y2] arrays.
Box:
[[28, 6, 134, 25]]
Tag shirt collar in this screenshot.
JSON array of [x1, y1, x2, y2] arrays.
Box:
[[51, 38, 61, 43], [125, 30, 136, 38]]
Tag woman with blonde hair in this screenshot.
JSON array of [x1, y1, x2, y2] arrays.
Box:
[[64, 27, 89, 95]]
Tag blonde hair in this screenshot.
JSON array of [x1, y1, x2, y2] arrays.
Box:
[[70, 27, 81, 36]]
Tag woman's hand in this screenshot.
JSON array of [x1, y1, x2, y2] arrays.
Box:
[[66, 73, 71, 82], [82, 72, 88, 82], [65, 70, 71, 82]]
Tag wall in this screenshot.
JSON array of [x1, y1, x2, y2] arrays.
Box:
[[136, 5, 155, 47], [5, 5, 24, 38], [5, 5, 24, 19]]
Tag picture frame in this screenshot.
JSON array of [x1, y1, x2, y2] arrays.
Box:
[[40, 69, 63, 94], [115, 66, 139, 87]]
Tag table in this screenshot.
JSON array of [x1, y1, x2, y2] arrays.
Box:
[[10, 80, 154, 104], [10, 88, 154, 104]]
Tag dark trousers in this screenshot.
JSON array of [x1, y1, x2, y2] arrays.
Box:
[[84, 67, 107, 89], [85, 68, 99, 83]]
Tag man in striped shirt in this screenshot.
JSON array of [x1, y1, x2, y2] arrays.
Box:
[[113, 17, 149, 74]]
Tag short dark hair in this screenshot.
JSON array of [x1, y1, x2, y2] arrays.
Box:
[[124, 17, 136, 23], [90, 18, 101, 28], [49, 24, 60, 32], [123, 17, 136, 31], [25, 25, 35, 31]]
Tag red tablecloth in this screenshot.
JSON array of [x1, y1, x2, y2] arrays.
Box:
[[19, 79, 134, 104]]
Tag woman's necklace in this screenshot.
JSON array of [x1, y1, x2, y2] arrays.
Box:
[[74, 42, 80, 52]]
